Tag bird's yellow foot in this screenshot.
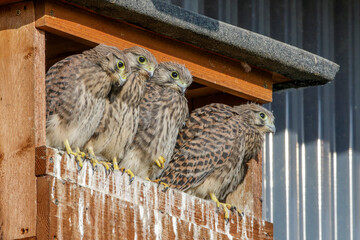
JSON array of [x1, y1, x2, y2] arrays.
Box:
[[112, 157, 120, 171], [89, 158, 100, 170], [145, 178, 158, 182], [75, 147, 86, 159], [159, 181, 169, 192], [230, 206, 244, 218], [64, 139, 83, 169], [145, 179, 169, 191], [209, 192, 232, 223], [98, 160, 112, 174], [87, 146, 100, 170], [154, 156, 166, 169], [120, 168, 135, 184]]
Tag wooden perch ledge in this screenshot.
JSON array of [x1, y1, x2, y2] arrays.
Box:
[[35, 146, 273, 239]]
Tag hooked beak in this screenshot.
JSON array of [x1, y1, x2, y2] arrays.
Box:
[[145, 66, 155, 77], [181, 86, 186, 94], [116, 73, 127, 87], [176, 80, 187, 95], [267, 123, 276, 133]]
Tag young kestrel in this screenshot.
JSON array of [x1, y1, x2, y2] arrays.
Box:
[[46, 44, 130, 168], [120, 62, 193, 180], [157, 103, 275, 221], [83, 46, 158, 178]]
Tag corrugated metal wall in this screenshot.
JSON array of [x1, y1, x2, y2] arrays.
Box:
[[166, 0, 360, 239]]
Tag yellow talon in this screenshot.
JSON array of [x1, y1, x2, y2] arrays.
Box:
[[112, 157, 119, 170], [120, 168, 135, 184], [64, 139, 83, 169], [148, 178, 160, 183], [87, 146, 96, 158], [159, 182, 169, 190], [154, 156, 166, 169], [64, 139, 73, 155], [75, 155, 84, 169], [159, 181, 168, 187], [125, 169, 135, 178], [75, 147, 86, 158], [145, 178, 161, 184], [89, 159, 99, 169], [229, 206, 244, 217], [99, 161, 111, 172], [87, 146, 99, 169], [209, 192, 232, 222], [146, 178, 169, 191], [236, 208, 244, 217]]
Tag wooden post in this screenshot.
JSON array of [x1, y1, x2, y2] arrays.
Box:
[[0, 1, 45, 239]]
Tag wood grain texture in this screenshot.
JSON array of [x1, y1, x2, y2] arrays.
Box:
[[185, 86, 221, 99], [0, 0, 23, 6], [36, 176, 51, 240], [35, 0, 273, 103], [36, 146, 273, 239], [225, 153, 263, 219], [0, 1, 45, 239], [34, 29, 46, 147], [13, 237, 37, 240]]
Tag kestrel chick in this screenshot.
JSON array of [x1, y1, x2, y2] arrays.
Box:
[[120, 62, 193, 180], [124, 46, 157, 76], [157, 103, 275, 220], [108, 46, 158, 102], [46, 44, 130, 168], [83, 47, 158, 178]]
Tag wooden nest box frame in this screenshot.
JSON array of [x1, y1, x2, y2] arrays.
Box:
[[0, 0, 338, 239]]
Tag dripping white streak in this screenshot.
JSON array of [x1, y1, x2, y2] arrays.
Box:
[[78, 191, 84, 239], [285, 128, 290, 240], [333, 152, 337, 240], [317, 138, 322, 240], [349, 148, 353, 240], [302, 143, 306, 240], [269, 133, 274, 222]]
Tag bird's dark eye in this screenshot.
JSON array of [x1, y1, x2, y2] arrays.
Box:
[[117, 60, 125, 69], [259, 112, 267, 120], [171, 71, 179, 79], [138, 56, 146, 64]]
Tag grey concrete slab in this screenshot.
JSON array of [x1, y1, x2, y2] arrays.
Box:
[[62, 0, 339, 90]]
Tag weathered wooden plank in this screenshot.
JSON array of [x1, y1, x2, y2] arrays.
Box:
[[34, 30, 46, 148], [0, 1, 45, 239], [36, 177, 51, 240], [36, 146, 273, 239], [35, 0, 273, 103], [225, 153, 263, 219]]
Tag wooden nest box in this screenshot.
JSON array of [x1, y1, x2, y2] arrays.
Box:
[[0, 0, 338, 239]]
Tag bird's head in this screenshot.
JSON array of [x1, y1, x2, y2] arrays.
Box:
[[96, 45, 130, 87], [152, 62, 193, 94], [235, 103, 276, 134], [124, 46, 158, 77]]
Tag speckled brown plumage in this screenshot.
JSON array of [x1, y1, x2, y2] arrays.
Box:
[[157, 103, 275, 202], [83, 47, 158, 162], [120, 62, 193, 179], [46, 44, 130, 150]]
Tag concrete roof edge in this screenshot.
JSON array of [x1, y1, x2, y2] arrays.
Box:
[[61, 0, 340, 89]]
